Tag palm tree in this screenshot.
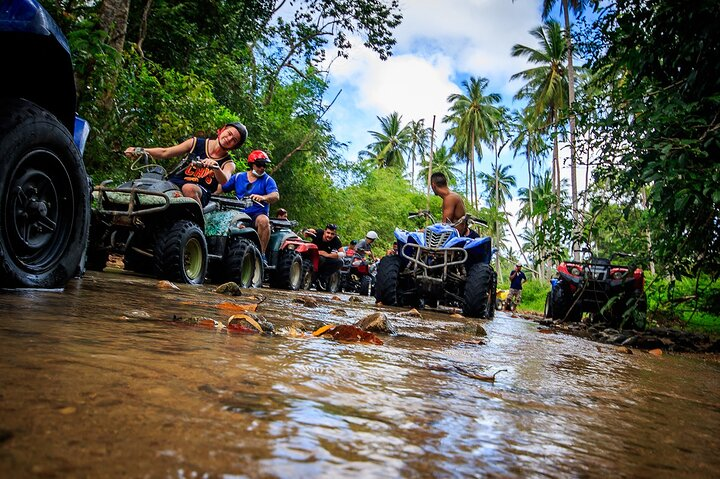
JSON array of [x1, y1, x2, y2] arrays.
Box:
[[542, 0, 590, 224], [480, 164, 516, 209], [416, 144, 462, 187], [365, 112, 412, 169], [511, 20, 568, 204], [407, 119, 431, 188], [510, 107, 549, 232], [443, 77, 504, 208]]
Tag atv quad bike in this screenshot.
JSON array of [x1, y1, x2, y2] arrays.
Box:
[[262, 217, 310, 290], [298, 229, 338, 293], [204, 195, 264, 288], [87, 150, 208, 284], [340, 254, 376, 296], [375, 211, 497, 319], [544, 248, 647, 329]]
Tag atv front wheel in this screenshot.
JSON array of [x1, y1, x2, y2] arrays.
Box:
[[0, 99, 91, 287], [271, 251, 303, 290], [300, 259, 314, 290], [359, 274, 372, 296], [463, 263, 495, 318], [154, 220, 208, 284], [551, 281, 582, 322], [223, 238, 256, 288], [375, 255, 401, 305]]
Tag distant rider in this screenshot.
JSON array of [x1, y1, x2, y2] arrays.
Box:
[[124, 122, 247, 206], [355, 231, 378, 261], [220, 150, 279, 265], [303, 224, 345, 289]]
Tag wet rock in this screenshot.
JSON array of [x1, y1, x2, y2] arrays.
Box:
[[633, 335, 665, 350], [215, 282, 242, 296], [450, 313, 465, 319], [348, 296, 362, 303], [398, 308, 422, 317], [293, 296, 318, 308], [329, 309, 348, 316], [228, 314, 273, 334], [354, 312, 397, 335], [257, 318, 275, 334], [451, 322, 487, 337], [620, 336, 639, 347], [606, 333, 629, 345], [174, 316, 220, 328], [331, 295, 342, 301]]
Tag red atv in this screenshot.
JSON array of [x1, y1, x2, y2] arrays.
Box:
[[265, 218, 319, 290], [544, 248, 647, 329], [339, 254, 376, 296]]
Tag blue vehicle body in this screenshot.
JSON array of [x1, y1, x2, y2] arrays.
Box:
[[375, 216, 497, 319]]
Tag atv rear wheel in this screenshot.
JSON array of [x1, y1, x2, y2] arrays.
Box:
[[223, 238, 256, 288], [271, 251, 303, 290], [359, 274, 372, 296], [551, 281, 582, 322], [463, 263, 495, 318], [154, 220, 208, 284]]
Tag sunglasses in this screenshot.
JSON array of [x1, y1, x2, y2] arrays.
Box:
[[254, 162, 268, 168]]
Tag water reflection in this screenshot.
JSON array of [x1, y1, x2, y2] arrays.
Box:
[[0, 270, 719, 477]]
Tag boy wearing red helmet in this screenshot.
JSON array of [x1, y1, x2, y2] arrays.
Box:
[[220, 150, 279, 264], [124, 122, 247, 207]]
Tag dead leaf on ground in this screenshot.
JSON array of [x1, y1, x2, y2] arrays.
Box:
[[312, 324, 336, 336], [157, 280, 179, 290], [615, 346, 634, 354], [648, 348, 663, 356], [228, 314, 263, 333], [325, 325, 383, 345], [217, 302, 258, 312], [450, 313, 464, 319]]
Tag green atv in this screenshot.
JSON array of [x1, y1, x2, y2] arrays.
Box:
[[87, 150, 208, 283], [204, 195, 264, 288]]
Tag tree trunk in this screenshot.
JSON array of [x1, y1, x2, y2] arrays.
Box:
[[97, 0, 131, 109]]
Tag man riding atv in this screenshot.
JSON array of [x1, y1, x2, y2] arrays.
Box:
[[219, 150, 279, 265]]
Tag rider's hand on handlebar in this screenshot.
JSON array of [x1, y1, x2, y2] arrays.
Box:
[[124, 147, 145, 158], [249, 194, 266, 204]]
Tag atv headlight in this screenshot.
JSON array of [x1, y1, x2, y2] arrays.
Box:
[[570, 266, 581, 276], [612, 271, 624, 279], [287, 244, 296, 250]]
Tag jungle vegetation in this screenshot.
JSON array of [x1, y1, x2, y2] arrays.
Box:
[[51, 0, 719, 329]]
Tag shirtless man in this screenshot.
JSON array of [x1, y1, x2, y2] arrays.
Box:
[[430, 172, 472, 236]]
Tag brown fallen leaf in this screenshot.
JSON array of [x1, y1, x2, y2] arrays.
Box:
[[537, 328, 554, 334], [217, 302, 258, 312], [312, 324, 336, 336], [450, 313, 464, 319], [615, 346, 633, 354], [326, 325, 383, 345], [648, 348, 663, 356], [228, 314, 264, 333]]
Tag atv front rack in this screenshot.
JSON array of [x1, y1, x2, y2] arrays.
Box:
[[93, 187, 194, 217], [400, 243, 468, 281]]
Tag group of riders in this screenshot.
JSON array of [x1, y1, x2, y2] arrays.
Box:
[[125, 121, 527, 300], [125, 121, 383, 287]]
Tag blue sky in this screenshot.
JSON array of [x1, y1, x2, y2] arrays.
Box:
[[316, 0, 589, 231]]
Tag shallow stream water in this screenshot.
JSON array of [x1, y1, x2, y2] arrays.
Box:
[[1, 270, 719, 478]]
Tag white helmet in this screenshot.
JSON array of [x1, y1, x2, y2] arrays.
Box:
[[366, 231, 378, 240]]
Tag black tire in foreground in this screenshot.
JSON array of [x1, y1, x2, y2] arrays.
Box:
[[154, 220, 208, 284], [271, 251, 303, 290], [463, 263, 495, 318], [222, 237, 256, 288], [375, 255, 401, 305], [0, 99, 90, 288]]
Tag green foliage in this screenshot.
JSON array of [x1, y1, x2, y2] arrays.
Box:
[[583, 0, 720, 279], [645, 275, 720, 334]]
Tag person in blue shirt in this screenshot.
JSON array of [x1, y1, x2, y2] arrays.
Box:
[[220, 150, 279, 264], [507, 263, 528, 309]]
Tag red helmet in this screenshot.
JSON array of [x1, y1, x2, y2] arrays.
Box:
[[247, 150, 271, 165]]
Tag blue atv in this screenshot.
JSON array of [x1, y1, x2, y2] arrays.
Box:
[[374, 211, 496, 319]]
